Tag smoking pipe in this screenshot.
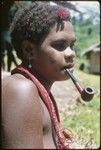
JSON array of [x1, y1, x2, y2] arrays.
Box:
[[64, 69, 95, 101]]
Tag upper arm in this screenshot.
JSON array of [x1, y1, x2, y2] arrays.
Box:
[[2, 78, 43, 149]]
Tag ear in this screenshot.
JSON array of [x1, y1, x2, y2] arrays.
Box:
[[21, 40, 37, 60]]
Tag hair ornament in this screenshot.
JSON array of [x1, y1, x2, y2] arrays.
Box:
[[58, 7, 69, 20]]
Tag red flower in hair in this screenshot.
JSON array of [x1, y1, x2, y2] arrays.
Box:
[[58, 7, 69, 20]]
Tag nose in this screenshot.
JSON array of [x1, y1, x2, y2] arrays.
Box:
[[64, 47, 75, 61]]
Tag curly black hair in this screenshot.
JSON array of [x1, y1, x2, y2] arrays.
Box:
[[10, 1, 71, 59]]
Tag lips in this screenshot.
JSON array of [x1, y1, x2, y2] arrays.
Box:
[[61, 63, 75, 70]]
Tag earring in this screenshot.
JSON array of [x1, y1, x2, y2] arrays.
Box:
[[28, 57, 32, 69]]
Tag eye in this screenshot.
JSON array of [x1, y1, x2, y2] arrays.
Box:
[[70, 43, 75, 51], [51, 40, 67, 51], [70, 39, 76, 51]]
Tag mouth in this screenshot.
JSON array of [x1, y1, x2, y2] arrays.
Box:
[[61, 63, 75, 71]]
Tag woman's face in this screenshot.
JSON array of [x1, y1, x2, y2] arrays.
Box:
[[32, 21, 76, 82]]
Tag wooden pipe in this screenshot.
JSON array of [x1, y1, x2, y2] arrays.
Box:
[[64, 69, 95, 101]]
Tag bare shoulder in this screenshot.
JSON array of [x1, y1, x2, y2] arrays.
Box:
[[2, 74, 43, 148], [2, 73, 38, 95], [2, 74, 43, 111], [2, 73, 41, 104]]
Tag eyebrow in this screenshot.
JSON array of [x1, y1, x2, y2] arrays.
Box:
[[51, 39, 66, 44], [52, 38, 76, 44]]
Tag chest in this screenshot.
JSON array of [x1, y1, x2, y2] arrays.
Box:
[[41, 100, 53, 134], [41, 100, 57, 148]]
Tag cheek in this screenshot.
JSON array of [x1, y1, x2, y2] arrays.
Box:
[[39, 45, 63, 68], [48, 56, 57, 64], [47, 54, 62, 73]]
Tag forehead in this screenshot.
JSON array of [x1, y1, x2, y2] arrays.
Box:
[[46, 21, 76, 42]]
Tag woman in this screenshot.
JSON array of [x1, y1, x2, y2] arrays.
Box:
[[2, 2, 76, 149]]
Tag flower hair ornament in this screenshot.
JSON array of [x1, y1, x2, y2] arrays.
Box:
[[58, 7, 70, 20], [57, 7, 71, 31]]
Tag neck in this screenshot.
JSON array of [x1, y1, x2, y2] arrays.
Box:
[[31, 68, 53, 92], [21, 63, 53, 92]]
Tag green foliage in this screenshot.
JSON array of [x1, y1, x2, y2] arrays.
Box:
[[61, 69, 100, 148], [72, 18, 100, 74], [62, 98, 100, 148], [74, 67, 100, 89], [73, 22, 100, 57]]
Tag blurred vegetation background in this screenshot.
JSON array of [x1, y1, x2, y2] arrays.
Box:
[[1, 1, 100, 149]]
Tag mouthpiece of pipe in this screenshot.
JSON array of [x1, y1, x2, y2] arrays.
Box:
[[64, 69, 95, 102]]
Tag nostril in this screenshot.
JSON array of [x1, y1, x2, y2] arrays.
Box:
[[64, 54, 75, 64], [69, 58, 74, 63], [65, 54, 75, 61]]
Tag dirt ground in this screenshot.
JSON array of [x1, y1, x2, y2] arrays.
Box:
[[51, 79, 81, 119]]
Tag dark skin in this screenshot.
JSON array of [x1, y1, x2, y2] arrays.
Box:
[[2, 21, 76, 149]]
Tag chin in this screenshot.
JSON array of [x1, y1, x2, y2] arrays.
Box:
[[57, 74, 69, 81], [60, 68, 75, 81]]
